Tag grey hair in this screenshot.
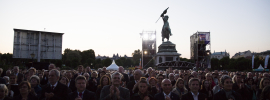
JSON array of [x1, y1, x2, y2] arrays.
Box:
[[14, 66, 19, 69], [221, 75, 232, 85], [134, 69, 143, 76], [174, 74, 179, 77], [0, 84, 8, 96], [169, 73, 174, 77], [111, 72, 122, 80], [50, 69, 60, 77], [3, 76, 9, 81], [48, 64, 56, 68], [30, 75, 40, 84]]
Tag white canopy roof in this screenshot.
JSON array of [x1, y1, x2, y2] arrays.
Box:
[[106, 60, 119, 71], [258, 64, 264, 69]]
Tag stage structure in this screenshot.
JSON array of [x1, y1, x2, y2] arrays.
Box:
[[139, 31, 156, 68], [190, 31, 211, 68], [13, 29, 64, 62]]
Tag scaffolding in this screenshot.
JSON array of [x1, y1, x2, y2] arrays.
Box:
[[190, 31, 211, 69]]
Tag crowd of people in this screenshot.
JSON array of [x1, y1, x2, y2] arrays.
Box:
[[0, 64, 270, 100]]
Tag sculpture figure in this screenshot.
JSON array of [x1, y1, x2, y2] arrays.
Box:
[[156, 7, 172, 42]]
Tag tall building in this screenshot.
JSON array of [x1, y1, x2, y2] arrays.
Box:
[[211, 50, 230, 60]]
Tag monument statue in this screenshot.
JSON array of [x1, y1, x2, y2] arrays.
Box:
[[156, 7, 172, 42]]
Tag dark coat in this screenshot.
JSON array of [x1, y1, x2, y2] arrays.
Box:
[[232, 83, 252, 100], [2, 97, 12, 100], [40, 77, 48, 86], [130, 76, 134, 82], [100, 85, 130, 100], [145, 74, 150, 78], [96, 86, 103, 100], [181, 92, 207, 100], [127, 80, 136, 97], [154, 92, 180, 100], [9, 84, 20, 97], [67, 89, 96, 100], [199, 89, 213, 100], [87, 77, 98, 92], [121, 73, 130, 86], [131, 93, 154, 100], [12, 93, 38, 100], [40, 82, 70, 100], [68, 79, 76, 92], [16, 73, 24, 84], [213, 89, 242, 100], [0, 77, 6, 84]]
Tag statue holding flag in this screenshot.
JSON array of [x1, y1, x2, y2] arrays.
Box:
[[156, 7, 172, 42]]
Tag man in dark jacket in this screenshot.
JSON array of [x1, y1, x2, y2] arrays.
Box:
[[181, 78, 206, 100], [40, 69, 70, 100], [0, 68, 6, 85], [127, 69, 143, 97], [67, 75, 96, 100], [13, 66, 24, 84], [155, 79, 180, 100], [119, 67, 129, 86]]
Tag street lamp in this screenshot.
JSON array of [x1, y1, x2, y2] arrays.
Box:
[[30, 53, 35, 67], [220, 65, 222, 71]]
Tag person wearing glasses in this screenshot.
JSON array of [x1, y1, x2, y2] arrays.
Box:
[[213, 75, 242, 100]]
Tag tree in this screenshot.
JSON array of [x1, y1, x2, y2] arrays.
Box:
[[103, 58, 112, 67], [124, 58, 133, 68], [115, 59, 123, 66], [219, 57, 230, 70], [211, 58, 219, 70], [66, 51, 81, 68], [132, 49, 142, 66], [81, 49, 95, 65]]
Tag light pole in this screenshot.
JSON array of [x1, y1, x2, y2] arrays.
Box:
[[30, 53, 35, 67], [220, 65, 222, 71]]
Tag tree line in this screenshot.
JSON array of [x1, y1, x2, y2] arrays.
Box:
[[211, 56, 269, 71], [0, 49, 143, 70]]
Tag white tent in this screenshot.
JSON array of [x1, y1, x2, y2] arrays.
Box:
[[258, 64, 264, 69], [106, 60, 119, 71]]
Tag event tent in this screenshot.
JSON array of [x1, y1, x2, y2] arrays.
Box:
[[106, 60, 119, 71], [253, 64, 269, 71]]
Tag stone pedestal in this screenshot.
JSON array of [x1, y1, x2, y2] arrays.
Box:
[[156, 41, 181, 65]]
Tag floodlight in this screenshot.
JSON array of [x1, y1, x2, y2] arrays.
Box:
[[144, 51, 147, 54], [143, 34, 149, 40], [151, 35, 156, 40]]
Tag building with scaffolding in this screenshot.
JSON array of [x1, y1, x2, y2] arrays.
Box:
[[190, 31, 211, 68], [139, 31, 156, 68]]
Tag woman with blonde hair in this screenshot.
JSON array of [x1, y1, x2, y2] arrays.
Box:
[[0, 84, 11, 100], [172, 78, 188, 99], [256, 78, 270, 100]]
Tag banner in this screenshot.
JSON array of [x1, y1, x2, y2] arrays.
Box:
[[252, 55, 254, 69], [198, 32, 210, 44], [265, 55, 269, 68]]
